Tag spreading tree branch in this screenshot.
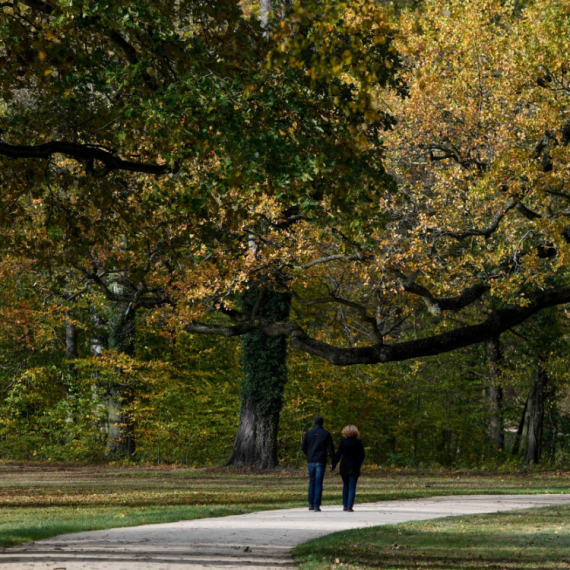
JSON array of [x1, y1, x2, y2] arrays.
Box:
[[187, 284, 570, 366], [0, 141, 172, 175]]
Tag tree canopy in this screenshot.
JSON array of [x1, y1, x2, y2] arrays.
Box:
[[0, 0, 569, 367], [1, 0, 570, 469]]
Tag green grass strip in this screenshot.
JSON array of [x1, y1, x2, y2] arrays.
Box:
[[294, 504, 570, 569]]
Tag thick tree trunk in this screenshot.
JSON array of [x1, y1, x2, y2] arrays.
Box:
[[227, 397, 258, 466], [525, 365, 548, 464], [226, 288, 291, 469], [104, 302, 136, 458], [255, 413, 279, 470], [486, 337, 504, 450]]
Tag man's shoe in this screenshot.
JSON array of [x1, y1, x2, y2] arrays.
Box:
[[343, 506, 348, 511], [314, 507, 322, 512], [347, 508, 354, 512], [309, 506, 314, 510]]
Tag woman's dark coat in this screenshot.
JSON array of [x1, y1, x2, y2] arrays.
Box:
[[332, 437, 365, 476]]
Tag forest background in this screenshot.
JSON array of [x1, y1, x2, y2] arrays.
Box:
[[1, 0, 570, 470]]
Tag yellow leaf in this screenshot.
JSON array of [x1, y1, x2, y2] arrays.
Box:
[[44, 69, 54, 76]]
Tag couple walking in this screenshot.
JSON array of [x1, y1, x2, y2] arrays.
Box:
[[301, 416, 365, 512]]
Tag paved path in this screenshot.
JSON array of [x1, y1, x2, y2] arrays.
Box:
[[3, 494, 570, 569]]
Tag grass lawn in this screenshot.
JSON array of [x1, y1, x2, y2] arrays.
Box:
[[294, 504, 570, 569], [1, 463, 569, 550]]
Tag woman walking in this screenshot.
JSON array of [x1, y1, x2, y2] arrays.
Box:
[[331, 425, 365, 512]]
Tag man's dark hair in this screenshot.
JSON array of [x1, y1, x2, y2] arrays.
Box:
[[314, 416, 324, 426]]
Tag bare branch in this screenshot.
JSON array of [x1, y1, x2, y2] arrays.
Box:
[[428, 198, 518, 242], [426, 142, 488, 171], [83, 272, 170, 308], [516, 202, 542, 221], [297, 253, 365, 270], [545, 188, 570, 201], [293, 289, 382, 341], [395, 271, 488, 316], [61, 284, 91, 302]]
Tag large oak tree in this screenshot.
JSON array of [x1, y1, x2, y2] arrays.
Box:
[[1, 0, 569, 464]]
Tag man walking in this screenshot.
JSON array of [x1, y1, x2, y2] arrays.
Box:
[[301, 416, 335, 512]]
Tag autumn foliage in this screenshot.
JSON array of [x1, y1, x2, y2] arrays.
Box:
[[0, 0, 569, 465]]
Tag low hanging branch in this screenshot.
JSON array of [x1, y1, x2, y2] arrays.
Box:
[[0, 141, 172, 175]]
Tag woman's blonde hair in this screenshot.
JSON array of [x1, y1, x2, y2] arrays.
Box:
[[342, 424, 360, 438]]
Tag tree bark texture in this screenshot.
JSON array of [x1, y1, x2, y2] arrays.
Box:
[[226, 288, 291, 469], [525, 365, 548, 464], [486, 337, 504, 450]]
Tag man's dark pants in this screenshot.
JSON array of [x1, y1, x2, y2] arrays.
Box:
[[307, 462, 326, 508]]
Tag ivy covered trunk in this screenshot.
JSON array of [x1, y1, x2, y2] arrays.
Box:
[[226, 289, 291, 469], [104, 303, 136, 458]]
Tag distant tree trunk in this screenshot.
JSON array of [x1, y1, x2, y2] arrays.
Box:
[[64, 313, 79, 429], [525, 365, 548, 464], [90, 312, 105, 358], [511, 396, 528, 456], [65, 314, 79, 390], [260, 0, 271, 32], [486, 337, 504, 450], [226, 288, 291, 469], [65, 316, 79, 359], [105, 301, 136, 458]]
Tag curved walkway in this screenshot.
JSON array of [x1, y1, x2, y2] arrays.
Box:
[[3, 494, 570, 569]]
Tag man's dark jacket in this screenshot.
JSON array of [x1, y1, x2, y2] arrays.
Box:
[[301, 425, 335, 464], [332, 437, 366, 476]]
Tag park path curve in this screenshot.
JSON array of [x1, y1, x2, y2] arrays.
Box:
[[3, 494, 570, 569]]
